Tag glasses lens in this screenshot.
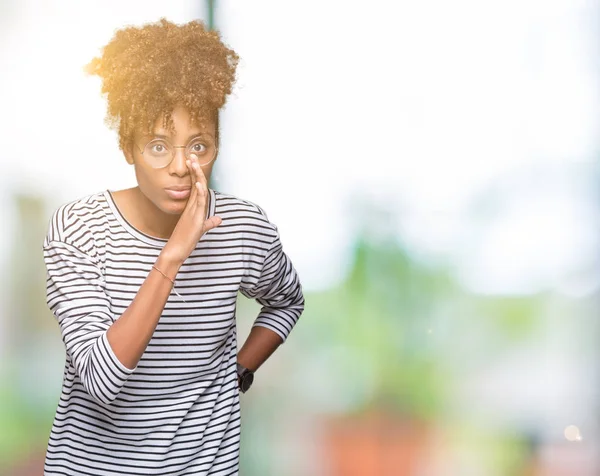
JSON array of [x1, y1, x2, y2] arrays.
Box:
[[143, 139, 173, 168], [186, 137, 217, 166]]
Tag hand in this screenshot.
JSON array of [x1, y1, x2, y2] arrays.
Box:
[[162, 154, 222, 264]]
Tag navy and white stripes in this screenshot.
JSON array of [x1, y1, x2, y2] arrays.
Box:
[[42, 189, 304, 475]]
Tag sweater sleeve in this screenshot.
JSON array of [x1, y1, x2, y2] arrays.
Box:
[[43, 232, 135, 405], [240, 222, 305, 343]]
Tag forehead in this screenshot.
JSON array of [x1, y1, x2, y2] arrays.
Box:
[[161, 106, 215, 132], [138, 107, 217, 139]]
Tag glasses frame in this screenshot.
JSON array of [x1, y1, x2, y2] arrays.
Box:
[[135, 135, 218, 170]]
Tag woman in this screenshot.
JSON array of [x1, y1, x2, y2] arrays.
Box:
[[42, 18, 304, 476]]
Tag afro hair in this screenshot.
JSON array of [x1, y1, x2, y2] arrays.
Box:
[[86, 18, 239, 150]]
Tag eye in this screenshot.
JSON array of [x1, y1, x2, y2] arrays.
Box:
[[190, 142, 207, 154], [145, 140, 170, 156]]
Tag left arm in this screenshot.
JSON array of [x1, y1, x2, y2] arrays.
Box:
[[239, 223, 305, 372], [237, 326, 283, 372]]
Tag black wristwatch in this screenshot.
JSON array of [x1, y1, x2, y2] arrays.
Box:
[[237, 363, 254, 393]]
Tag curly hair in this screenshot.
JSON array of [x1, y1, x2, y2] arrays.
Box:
[[85, 18, 239, 151]]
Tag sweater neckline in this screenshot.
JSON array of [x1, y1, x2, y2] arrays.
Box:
[[102, 188, 216, 248]]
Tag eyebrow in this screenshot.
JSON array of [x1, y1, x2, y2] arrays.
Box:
[[148, 132, 214, 141]]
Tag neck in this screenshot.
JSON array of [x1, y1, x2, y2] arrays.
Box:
[[130, 187, 181, 240]]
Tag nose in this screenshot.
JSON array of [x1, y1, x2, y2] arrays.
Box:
[[167, 146, 189, 177]]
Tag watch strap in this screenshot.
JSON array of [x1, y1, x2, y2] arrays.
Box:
[[236, 363, 254, 393]]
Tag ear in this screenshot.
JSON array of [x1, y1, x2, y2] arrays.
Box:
[[123, 141, 135, 165]]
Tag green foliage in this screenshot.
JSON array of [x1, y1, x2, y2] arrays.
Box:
[[474, 296, 543, 341], [310, 234, 456, 421], [0, 367, 54, 469], [308, 227, 545, 422]]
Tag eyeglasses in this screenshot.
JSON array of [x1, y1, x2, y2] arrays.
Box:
[[135, 135, 218, 169]]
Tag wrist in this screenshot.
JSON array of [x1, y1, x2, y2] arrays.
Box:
[[237, 362, 255, 393], [155, 251, 183, 281]]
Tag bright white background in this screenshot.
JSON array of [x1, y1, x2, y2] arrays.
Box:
[[0, 2, 598, 473], [0, 0, 597, 297]]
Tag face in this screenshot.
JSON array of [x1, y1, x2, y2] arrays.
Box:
[[125, 105, 217, 216]]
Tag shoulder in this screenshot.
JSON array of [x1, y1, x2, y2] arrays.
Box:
[[213, 190, 273, 223], [213, 190, 279, 240], [44, 190, 109, 255]]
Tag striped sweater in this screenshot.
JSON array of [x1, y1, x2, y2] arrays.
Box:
[[42, 189, 304, 475]]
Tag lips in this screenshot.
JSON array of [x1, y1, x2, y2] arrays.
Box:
[[165, 187, 191, 200]]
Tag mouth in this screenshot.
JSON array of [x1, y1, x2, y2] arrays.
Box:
[[165, 188, 191, 200]]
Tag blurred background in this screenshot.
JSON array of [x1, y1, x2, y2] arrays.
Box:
[[1, 0, 599, 474]]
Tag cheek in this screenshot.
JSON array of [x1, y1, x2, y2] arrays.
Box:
[[133, 166, 160, 197], [133, 165, 154, 191]]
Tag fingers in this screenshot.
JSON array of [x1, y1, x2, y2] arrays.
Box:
[[203, 215, 223, 233], [185, 154, 213, 228], [185, 158, 198, 201], [190, 154, 209, 186], [188, 154, 208, 211], [194, 180, 207, 197], [187, 154, 197, 184]]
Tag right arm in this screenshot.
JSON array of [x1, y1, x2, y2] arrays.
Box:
[[108, 154, 220, 370], [105, 251, 183, 370]]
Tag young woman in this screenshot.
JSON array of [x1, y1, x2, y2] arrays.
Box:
[[42, 18, 304, 476]]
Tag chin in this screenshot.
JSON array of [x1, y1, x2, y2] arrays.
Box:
[[161, 199, 186, 215], [138, 187, 186, 215], [146, 194, 184, 215]]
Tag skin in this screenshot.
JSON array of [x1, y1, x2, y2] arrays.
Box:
[[107, 105, 282, 377], [112, 105, 218, 240]]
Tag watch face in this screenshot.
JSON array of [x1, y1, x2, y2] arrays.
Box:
[[241, 372, 254, 392]]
